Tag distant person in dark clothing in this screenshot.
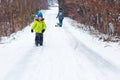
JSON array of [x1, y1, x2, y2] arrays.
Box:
[[56, 8, 64, 27]]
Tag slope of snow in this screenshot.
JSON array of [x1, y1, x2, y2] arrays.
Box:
[[0, 6, 120, 80], [63, 18, 120, 67]]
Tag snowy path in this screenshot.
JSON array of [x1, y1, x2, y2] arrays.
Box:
[[0, 7, 120, 80]]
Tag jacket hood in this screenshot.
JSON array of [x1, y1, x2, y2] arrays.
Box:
[[35, 18, 44, 21]]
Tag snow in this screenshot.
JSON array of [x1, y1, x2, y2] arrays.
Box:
[[0, 6, 120, 80]]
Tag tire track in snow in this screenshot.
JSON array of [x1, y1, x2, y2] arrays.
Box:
[[63, 24, 120, 73]]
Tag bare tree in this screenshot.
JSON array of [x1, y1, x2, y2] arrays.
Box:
[[0, 0, 48, 37], [61, 0, 120, 36]]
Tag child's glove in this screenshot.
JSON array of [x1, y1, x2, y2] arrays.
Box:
[[31, 29, 33, 33], [42, 29, 45, 33]]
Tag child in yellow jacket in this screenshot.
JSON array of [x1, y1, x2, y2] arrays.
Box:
[[31, 14, 46, 46]]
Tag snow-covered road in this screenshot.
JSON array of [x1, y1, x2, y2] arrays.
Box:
[[0, 6, 120, 80]]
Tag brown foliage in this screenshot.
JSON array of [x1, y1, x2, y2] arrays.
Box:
[[59, 0, 120, 36], [0, 0, 48, 37]]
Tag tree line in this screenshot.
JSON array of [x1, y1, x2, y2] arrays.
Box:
[[59, 0, 120, 37], [0, 0, 48, 37]]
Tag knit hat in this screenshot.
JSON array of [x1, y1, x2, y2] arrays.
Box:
[[37, 12, 43, 18]]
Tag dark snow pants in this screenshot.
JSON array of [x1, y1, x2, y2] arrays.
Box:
[[35, 33, 43, 46]]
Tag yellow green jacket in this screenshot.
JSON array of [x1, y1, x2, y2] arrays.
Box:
[[32, 19, 46, 33]]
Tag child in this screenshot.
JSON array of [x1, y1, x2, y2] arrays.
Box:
[[31, 13, 46, 46]]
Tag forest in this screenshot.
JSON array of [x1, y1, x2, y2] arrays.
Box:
[[0, 0, 48, 37], [59, 0, 120, 40], [1, 0, 120, 41]]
